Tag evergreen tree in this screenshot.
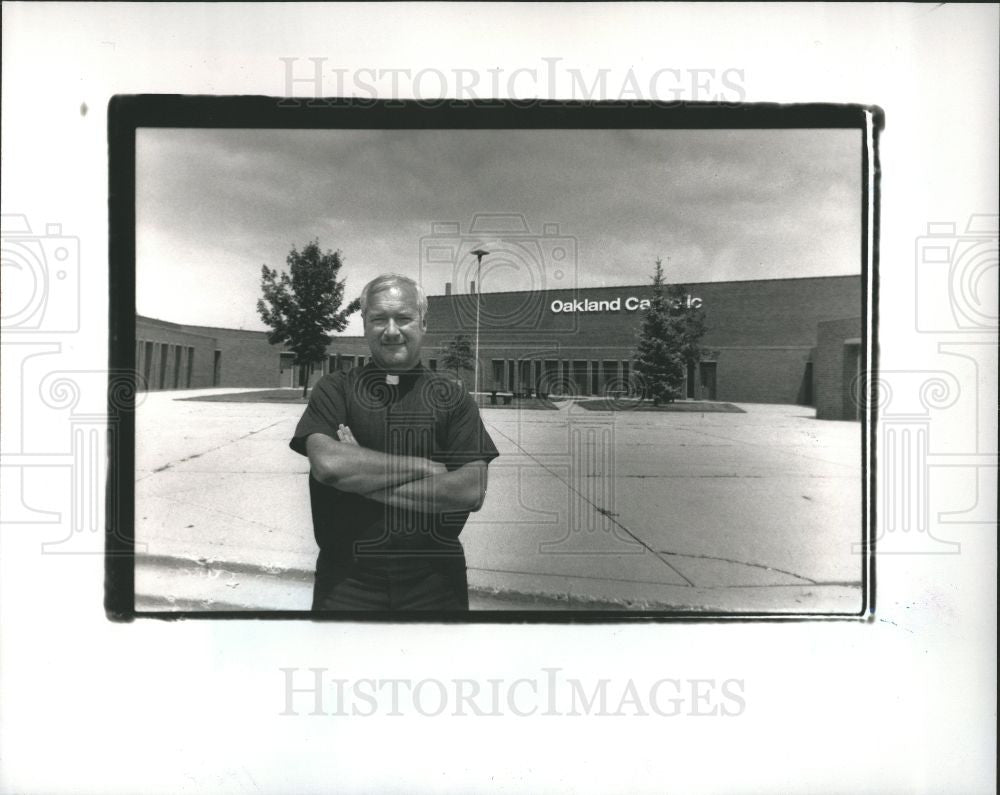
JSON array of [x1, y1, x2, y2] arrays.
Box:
[[665, 281, 708, 374], [257, 240, 360, 397], [633, 257, 707, 405]]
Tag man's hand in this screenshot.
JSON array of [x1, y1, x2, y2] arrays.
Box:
[[337, 424, 447, 476], [337, 424, 358, 446]]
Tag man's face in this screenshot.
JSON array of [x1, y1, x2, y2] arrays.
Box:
[[363, 284, 426, 371]]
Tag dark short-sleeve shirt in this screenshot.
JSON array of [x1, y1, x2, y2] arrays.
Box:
[[290, 363, 499, 572]]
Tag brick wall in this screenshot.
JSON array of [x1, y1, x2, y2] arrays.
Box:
[[136, 317, 217, 389], [420, 275, 861, 404], [181, 324, 281, 388], [713, 347, 814, 405], [138, 275, 862, 405], [425, 274, 860, 347], [814, 316, 863, 420]]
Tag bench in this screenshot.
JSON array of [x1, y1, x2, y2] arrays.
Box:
[[489, 391, 515, 405]]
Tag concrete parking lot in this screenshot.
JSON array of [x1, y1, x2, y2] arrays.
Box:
[[134, 389, 864, 613]]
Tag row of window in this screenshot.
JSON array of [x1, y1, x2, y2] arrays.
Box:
[[324, 355, 629, 393], [489, 359, 636, 396], [322, 355, 626, 394], [323, 354, 439, 373], [137, 340, 218, 390], [488, 358, 720, 399], [311, 354, 716, 399]]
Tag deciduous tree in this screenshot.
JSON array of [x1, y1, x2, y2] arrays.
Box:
[[257, 241, 360, 397]]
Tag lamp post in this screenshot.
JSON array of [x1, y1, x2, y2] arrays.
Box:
[[470, 248, 489, 397]]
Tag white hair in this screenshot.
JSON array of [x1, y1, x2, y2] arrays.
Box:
[[359, 273, 428, 318]]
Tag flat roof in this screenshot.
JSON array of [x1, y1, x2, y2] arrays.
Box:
[[428, 272, 861, 300]]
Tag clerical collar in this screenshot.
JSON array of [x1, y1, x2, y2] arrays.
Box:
[[363, 362, 424, 384]]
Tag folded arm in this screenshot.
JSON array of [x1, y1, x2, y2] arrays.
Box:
[[305, 430, 446, 494], [330, 423, 490, 514], [363, 459, 489, 514]]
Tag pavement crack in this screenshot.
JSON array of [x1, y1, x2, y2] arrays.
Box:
[[657, 549, 819, 584], [484, 419, 697, 587], [152, 494, 286, 534], [137, 419, 287, 481]]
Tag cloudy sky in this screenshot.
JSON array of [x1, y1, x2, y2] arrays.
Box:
[[137, 126, 860, 335]]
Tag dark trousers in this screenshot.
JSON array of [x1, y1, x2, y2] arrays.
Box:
[[313, 548, 469, 611]]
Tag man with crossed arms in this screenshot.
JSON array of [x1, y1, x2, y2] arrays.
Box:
[[290, 273, 499, 610]]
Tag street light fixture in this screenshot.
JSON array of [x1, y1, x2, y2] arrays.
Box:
[[469, 248, 489, 397]]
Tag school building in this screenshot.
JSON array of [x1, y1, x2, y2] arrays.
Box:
[[136, 274, 864, 420]]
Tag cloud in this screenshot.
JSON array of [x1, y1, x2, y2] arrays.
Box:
[[136, 126, 861, 330]]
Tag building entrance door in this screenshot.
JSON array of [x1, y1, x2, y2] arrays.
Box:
[[843, 343, 861, 420], [699, 361, 717, 400], [601, 360, 619, 394], [542, 360, 558, 395], [279, 353, 296, 388], [519, 360, 532, 394], [572, 360, 587, 395], [801, 361, 814, 405]]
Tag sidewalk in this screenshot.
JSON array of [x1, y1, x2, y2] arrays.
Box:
[[134, 389, 864, 613]]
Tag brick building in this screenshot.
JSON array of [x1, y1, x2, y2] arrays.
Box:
[[813, 316, 864, 421], [137, 274, 865, 418]]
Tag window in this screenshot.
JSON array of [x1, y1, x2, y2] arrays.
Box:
[[602, 360, 619, 394], [699, 361, 718, 401], [143, 341, 153, 388], [159, 343, 169, 389], [186, 347, 194, 388], [519, 359, 531, 391], [572, 360, 587, 395], [541, 360, 558, 393], [173, 345, 182, 388]]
